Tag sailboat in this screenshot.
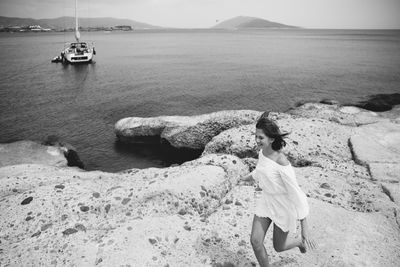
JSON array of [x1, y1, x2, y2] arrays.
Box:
[[61, 0, 96, 64]]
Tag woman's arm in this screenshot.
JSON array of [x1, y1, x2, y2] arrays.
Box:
[[300, 217, 316, 250]]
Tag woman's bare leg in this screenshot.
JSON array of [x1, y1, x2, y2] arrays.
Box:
[[272, 224, 305, 253], [250, 215, 272, 267]]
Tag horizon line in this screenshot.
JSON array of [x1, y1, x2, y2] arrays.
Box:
[[1, 15, 400, 30]]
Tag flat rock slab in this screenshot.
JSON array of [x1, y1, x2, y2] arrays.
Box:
[[349, 121, 400, 166], [291, 198, 400, 266], [379, 104, 400, 122], [369, 163, 400, 183], [0, 140, 67, 168], [381, 182, 400, 206], [369, 163, 400, 221]]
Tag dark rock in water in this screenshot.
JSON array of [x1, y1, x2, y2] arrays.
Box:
[[355, 93, 400, 112], [320, 99, 339, 105], [64, 149, 85, 169], [42, 135, 85, 169], [21, 196, 33, 205]]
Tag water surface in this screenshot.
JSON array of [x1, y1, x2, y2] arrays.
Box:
[[1, 29, 399, 171]]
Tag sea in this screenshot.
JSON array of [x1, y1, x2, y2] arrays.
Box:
[[1, 29, 399, 172]]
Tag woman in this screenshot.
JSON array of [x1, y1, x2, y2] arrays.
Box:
[[240, 114, 316, 267]]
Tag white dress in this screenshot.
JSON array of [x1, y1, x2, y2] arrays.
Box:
[[252, 150, 309, 233]]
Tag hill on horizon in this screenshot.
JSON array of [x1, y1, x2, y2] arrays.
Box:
[[0, 16, 161, 30], [213, 16, 298, 29]]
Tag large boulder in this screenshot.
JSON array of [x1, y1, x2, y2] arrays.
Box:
[[115, 110, 262, 149], [0, 140, 67, 168]]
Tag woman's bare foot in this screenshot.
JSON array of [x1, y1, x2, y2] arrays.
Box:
[[299, 242, 307, 253]]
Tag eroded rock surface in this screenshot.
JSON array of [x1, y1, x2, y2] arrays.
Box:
[[203, 113, 356, 169], [1, 103, 400, 266], [0, 154, 249, 266]]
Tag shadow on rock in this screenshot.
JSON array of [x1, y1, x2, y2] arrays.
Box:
[[114, 138, 203, 167]]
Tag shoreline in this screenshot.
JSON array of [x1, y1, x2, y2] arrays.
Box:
[[1, 94, 399, 172]]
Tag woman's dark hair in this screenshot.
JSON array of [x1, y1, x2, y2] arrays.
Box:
[[256, 113, 289, 151]]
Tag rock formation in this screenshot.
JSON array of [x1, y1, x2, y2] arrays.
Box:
[[115, 110, 261, 149], [1, 103, 400, 266]]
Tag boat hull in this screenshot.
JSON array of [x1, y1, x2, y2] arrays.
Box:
[[61, 42, 95, 64], [63, 52, 93, 64]]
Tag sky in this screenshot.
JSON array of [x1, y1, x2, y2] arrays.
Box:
[[1, 0, 400, 29]]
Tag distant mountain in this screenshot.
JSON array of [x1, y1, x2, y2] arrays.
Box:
[[213, 16, 298, 29], [0, 16, 161, 30]]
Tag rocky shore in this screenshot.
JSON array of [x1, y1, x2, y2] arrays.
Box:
[[1, 102, 400, 266]]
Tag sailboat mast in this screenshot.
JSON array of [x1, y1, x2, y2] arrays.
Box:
[[74, 0, 80, 42]]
